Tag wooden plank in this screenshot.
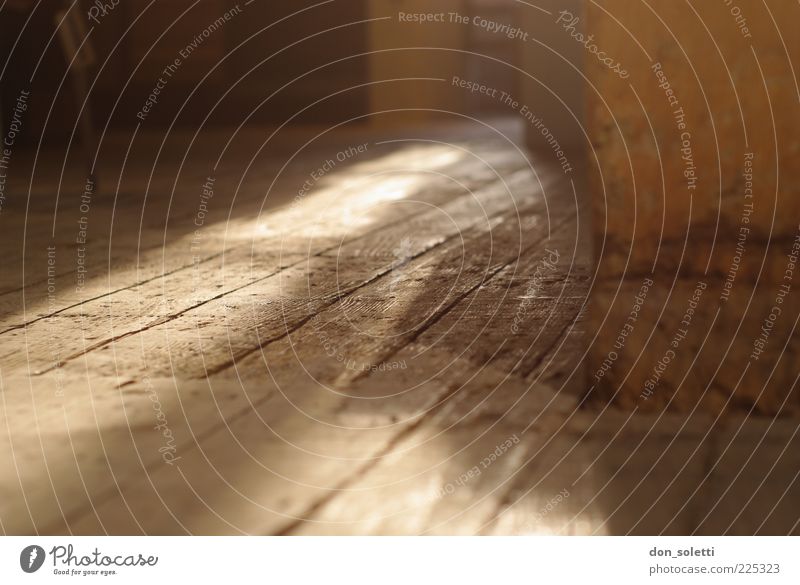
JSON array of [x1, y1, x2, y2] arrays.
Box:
[[11, 189, 571, 534], [35, 167, 540, 380], [0, 152, 539, 377], [282, 361, 572, 535], [0, 126, 597, 535], [259, 203, 596, 534], [693, 417, 800, 535], [0, 138, 523, 305]]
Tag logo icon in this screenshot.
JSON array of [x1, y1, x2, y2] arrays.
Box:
[[20, 545, 45, 573]]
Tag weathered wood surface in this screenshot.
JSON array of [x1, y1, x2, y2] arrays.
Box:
[[1, 124, 797, 535]]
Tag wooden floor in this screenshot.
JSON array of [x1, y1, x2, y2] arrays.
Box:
[[0, 120, 797, 535]]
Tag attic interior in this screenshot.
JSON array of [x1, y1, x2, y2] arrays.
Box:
[[0, 0, 798, 535]]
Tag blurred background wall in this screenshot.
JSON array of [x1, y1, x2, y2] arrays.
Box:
[[586, 0, 800, 415]]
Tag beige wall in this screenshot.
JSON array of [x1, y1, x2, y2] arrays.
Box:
[[367, 0, 467, 125], [586, 1, 800, 414], [519, 0, 585, 150]]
